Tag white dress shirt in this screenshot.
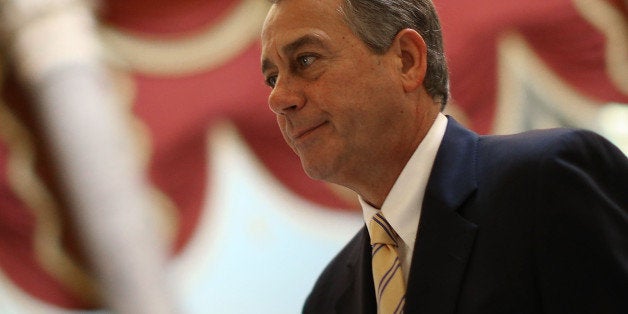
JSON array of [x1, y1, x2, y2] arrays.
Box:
[[360, 113, 448, 284]]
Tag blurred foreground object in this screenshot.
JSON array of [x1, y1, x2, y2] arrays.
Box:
[[0, 0, 359, 312], [0, 0, 178, 312]]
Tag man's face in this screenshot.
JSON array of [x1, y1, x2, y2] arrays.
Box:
[[261, 0, 418, 186]]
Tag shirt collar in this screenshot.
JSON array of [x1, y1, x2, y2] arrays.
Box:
[[361, 113, 448, 247]]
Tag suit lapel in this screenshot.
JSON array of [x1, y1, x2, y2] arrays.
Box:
[[405, 117, 479, 314]]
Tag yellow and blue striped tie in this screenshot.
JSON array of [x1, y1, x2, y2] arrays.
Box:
[[370, 212, 406, 314]]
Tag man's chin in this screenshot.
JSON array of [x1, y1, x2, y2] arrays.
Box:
[[301, 160, 331, 182]]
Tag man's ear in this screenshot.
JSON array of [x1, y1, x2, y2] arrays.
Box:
[[390, 28, 427, 93]]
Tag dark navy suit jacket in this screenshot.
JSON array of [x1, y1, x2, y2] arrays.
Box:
[[303, 117, 628, 314]]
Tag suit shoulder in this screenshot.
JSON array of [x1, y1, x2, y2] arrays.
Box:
[[478, 128, 625, 164], [472, 128, 627, 209]]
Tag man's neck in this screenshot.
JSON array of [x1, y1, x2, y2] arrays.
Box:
[[355, 109, 441, 208]]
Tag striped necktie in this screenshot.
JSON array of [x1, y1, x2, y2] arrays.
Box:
[[370, 212, 406, 314]]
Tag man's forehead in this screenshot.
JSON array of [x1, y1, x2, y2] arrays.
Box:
[[261, 0, 348, 46], [260, 0, 348, 70], [262, 0, 344, 32], [261, 2, 337, 54]]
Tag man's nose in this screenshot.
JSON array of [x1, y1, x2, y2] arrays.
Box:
[[268, 78, 305, 115]]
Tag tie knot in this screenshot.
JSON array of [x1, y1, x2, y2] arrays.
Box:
[[369, 213, 398, 246]]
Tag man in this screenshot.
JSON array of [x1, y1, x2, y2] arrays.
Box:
[[260, 0, 628, 313]]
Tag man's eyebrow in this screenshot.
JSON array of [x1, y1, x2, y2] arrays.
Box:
[[261, 59, 275, 75], [261, 34, 326, 74], [283, 34, 326, 56]]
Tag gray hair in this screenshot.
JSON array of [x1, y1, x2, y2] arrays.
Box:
[[340, 0, 449, 108]]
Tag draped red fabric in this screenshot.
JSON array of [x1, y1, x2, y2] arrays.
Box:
[[436, 0, 628, 133]]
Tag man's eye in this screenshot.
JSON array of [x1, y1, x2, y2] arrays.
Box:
[[298, 55, 317, 67], [266, 76, 277, 88]]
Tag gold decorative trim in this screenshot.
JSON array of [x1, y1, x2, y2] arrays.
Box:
[[99, 0, 270, 76]]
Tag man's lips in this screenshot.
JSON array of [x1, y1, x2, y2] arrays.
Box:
[[292, 121, 328, 140]]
